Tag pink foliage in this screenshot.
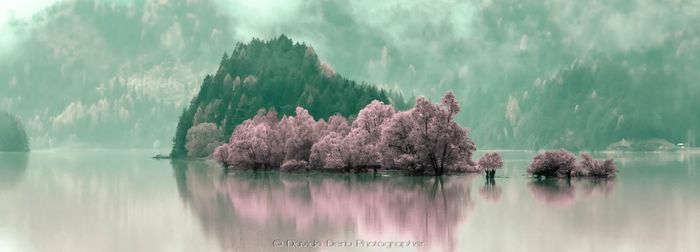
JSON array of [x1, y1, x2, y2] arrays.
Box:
[[212, 144, 231, 167], [351, 100, 395, 140], [309, 132, 343, 168], [380, 111, 417, 169], [527, 150, 617, 178], [478, 152, 503, 171], [381, 92, 477, 175], [225, 110, 285, 169], [527, 150, 577, 178], [284, 107, 317, 162], [212, 91, 478, 175], [576, 152, 617, 178], [280, 160, 309, 171], [326, 115, 351, 136]]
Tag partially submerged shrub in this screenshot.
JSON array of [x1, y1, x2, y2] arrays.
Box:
[[576, 152, 617, 178], [527, 150, 576, 178], [528, 150, 617, 179]]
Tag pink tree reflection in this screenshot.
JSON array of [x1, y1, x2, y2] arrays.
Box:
[[528, 178, 616, 206], [173, 161, 476, 252], [479, 178, 502, 202], [528, 180, 577, 206]]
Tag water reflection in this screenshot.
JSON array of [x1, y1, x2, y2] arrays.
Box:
[[479, 178, 502, 202], [172, 160, 475, 252], [528, 178, 615, 206], [0, 153, 29, 191]]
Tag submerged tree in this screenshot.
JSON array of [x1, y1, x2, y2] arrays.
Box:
[[478, 152, 503, 178], [576, 152, 617, 178], [528, 150, 617, 179], [212, 144, 232, 169], [527, 150, 577, 178], [212, 91, 478, 175], [381, 92, 477, 175]]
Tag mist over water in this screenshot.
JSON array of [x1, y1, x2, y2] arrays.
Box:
[[1, 150, 698, 252]]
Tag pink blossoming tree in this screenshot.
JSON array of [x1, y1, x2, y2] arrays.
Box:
[[576, 152, 617, 178], [528, 150, 617, 179], [527, 150, 577, 178], [478, 152, 503, 178], [381, 92, 477, 175], [213, 91, 479, 176]]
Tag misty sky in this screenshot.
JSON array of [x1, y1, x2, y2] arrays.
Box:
[[3, 0, 697, 87], [1, 0, 699, 149]]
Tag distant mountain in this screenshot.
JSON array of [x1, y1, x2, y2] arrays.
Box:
[[499, 57, 699, 150], [0, 111, 29, 152], [170, 36, 409, 158], [3, 0, 697, 151], [0, 0, 234, 148]]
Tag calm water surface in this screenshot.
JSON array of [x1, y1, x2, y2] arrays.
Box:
[[0, 150, 699, 252]]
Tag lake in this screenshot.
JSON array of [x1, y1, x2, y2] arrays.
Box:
[[1, 150, 698, 252]]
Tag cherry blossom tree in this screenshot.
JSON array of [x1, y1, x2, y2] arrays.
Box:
[[213, 144, 231, 168], [527, 150, 577, 178], [528, 150, 617, 179], [223, 110, 284, 169], [351, 100, 395, 140], [478, 152, 503, 178], [283, 107, 317, 165], [334, 100, 395, 172], [210, 91, 480, 175], [326, 115, 351, 136], [309, 132, 343, 168], [576, 152, 617, 178], [380, 111, 418, 170], [186, 123, 223, 157], [381, 92, 476, 176]]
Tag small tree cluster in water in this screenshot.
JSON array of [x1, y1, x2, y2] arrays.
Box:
[[212, 91, 479, 175], [528, 150, 617, 178], [478, 152, 503, 178]]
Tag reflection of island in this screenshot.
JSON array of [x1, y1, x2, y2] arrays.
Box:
[[172, 160, 475, 252], [479, 178, 502, 202], [0, 153, 29, 191], [528, 178, 615, 206]]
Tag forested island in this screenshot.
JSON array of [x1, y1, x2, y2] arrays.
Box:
[[170, 36, 409, 158], [0, 111, 29, 152], [210, 91, 477, 176], [168, 35, 617, 178]]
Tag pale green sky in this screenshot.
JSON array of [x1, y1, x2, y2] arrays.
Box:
[[0, 0, 60, 53]]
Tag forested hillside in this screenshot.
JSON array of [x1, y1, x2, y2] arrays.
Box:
[[3, 0, 697, 151], [0, 111, 29, 152], [0, 0, 233, 148], [501, 58, 699, 150], [170, 36, 408, 158]]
